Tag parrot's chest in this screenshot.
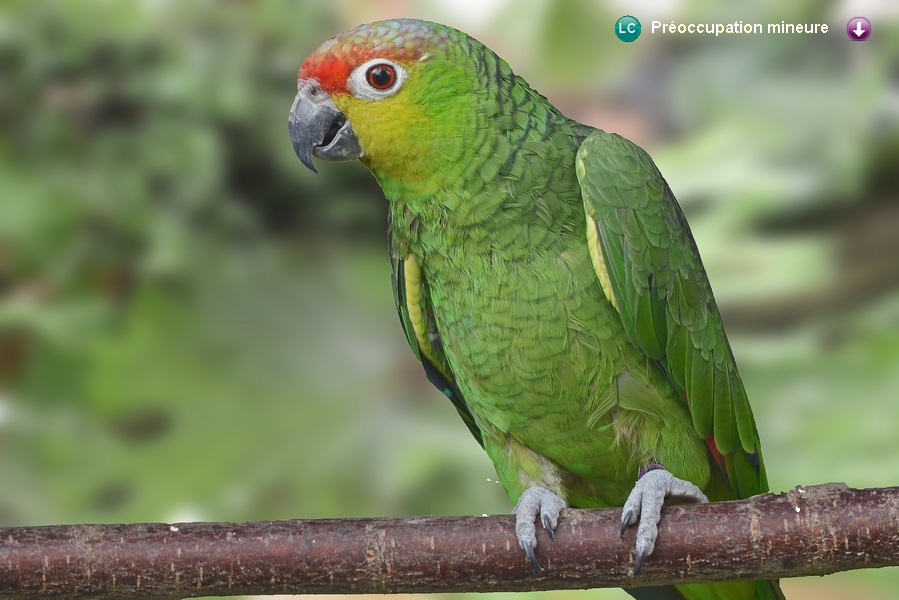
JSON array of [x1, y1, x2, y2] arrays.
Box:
[[420, 236, 626, 433]]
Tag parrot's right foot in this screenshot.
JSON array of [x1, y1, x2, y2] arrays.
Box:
[[512, 486, 567, 571]]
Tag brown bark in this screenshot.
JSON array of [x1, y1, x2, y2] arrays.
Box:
[[0, 484, 897, 598]]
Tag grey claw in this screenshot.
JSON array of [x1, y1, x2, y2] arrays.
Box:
[[522, 539, 543, 572], [542, 512, 555, 540], [633, 547, 647, 576], [620, 509, 635, 537]]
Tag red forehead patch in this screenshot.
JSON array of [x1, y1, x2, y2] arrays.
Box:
[[299, 52, 355, 95], [298, 19, 454, 95]]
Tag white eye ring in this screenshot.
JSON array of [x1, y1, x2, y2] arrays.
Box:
[[348, 58, 407, 101]]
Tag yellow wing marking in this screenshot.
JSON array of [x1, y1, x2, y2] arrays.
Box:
[[403, 254, 432, 355], [585, 213, 619, 311]]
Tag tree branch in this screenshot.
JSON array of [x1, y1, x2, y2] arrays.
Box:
[[1, 484, 897, 598]]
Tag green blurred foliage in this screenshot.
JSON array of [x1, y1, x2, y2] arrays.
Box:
[[0, 1, 897, 599]]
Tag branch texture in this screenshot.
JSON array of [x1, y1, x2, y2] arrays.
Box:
[[1, 484, 897, 598]]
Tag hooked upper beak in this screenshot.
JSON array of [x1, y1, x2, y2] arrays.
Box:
[[289, 80, 363, 173]]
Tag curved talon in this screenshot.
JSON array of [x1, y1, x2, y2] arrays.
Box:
[[620, 509, 635, 537], [633, 547, 648, 577], [522, 540, 543, 572], [542, 512, 556, 540]]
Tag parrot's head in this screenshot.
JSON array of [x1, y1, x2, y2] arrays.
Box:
[[290, 19, 493, 191]]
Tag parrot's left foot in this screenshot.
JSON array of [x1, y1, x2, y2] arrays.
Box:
[[620, 468, 708, 576], [512, 486, 567, 571]]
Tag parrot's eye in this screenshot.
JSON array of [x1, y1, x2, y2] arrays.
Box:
[[366, 64, 396, 90], [348, 58, 407, 101]]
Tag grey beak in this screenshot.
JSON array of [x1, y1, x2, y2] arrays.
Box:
[[289, 80, 363, 173]]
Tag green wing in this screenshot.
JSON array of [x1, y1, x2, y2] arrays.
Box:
[[576, 130, 765, 499], [389, 233, 483, 447]]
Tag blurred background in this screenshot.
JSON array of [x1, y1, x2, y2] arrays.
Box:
[[0, 0, 897, 598]]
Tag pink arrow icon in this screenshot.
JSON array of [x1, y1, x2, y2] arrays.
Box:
[[847, 17, 871, 40]]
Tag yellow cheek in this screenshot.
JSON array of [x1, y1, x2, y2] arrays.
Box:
[[335, 94, 428, 174]]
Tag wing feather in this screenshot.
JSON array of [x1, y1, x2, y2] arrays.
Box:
[[390, 233, 483, 447], [576, 129, 765, 496]]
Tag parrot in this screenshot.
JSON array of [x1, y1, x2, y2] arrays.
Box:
[[289, 18, 785, 600]]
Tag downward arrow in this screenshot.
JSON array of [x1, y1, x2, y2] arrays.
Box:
[[853, 20, 866, 37]]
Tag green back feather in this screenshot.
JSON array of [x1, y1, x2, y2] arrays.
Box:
[[577, 130, 763, 472], [576, 131, 783, 599]]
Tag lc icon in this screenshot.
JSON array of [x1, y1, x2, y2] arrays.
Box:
[[615, 16, 642, 42]]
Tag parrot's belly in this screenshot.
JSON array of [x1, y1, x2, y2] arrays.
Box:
[[425, 244, 694, 505]]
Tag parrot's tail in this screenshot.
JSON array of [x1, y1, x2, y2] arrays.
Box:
[[625, 578, 786, 600]]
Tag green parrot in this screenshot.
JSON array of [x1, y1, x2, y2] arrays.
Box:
[[289, 19, 785, 600]]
